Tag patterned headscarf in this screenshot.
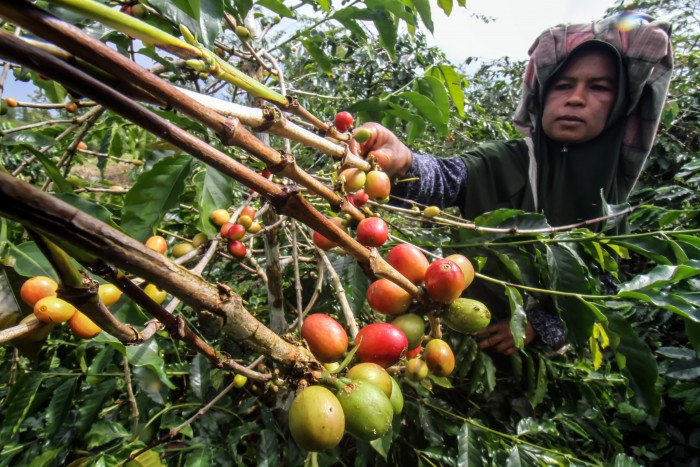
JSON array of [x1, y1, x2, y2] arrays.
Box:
[[513, 15, 674, 198]]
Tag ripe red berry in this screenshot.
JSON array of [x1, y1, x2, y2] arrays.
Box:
[[334, 111, 354, 132], [424, 259, 465, 304], [386, 243, 429, 284], [353, 189, 369, 207], [356, 217, 388, 247], [228, 240, 247, 258], [301, 314, 348, 363], [227, 224, 246, 241], [313, 231, 337, 250], [366, 278, 413, 315]]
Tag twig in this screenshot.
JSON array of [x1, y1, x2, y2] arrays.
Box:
[[291, 219, 304, 330], [0, 119, 74, 134], [287, 259, 324, 333], [312, 235, 360, 338], [11, 105, 104, 176], [123, 355, 139, 441]]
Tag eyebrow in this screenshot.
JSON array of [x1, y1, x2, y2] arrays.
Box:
[[555, 75, 617, 84]]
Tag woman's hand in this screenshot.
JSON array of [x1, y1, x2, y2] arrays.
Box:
[[349, 122, 413, 180], [474, 319, 537, 356]]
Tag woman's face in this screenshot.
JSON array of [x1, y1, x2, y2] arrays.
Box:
[[541, 50, 619, 145]]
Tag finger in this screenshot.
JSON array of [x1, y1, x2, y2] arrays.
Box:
[[504, 346, 519, 356], [495, 340, 514, 354], [477, 333, 503, 349], [370, 150, 391, 170]]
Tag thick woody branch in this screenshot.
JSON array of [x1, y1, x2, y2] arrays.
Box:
[[0, 4, 365, 219], [0, 173, 309, 364], [0, 30, 423, 302]]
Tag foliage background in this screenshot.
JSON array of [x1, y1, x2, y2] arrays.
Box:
[[0, 0, 698, 465]]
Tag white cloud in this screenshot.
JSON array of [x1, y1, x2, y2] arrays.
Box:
[[427, 0, 617, 63]]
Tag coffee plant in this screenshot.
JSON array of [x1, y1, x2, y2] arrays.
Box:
[[0, 0, 698, 465]]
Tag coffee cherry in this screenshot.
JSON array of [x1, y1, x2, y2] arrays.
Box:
[[334, 111, 354, 132], [356, 217, 388, 247]]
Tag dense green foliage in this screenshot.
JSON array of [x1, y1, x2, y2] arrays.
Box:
[[0, 0, 698, 466]]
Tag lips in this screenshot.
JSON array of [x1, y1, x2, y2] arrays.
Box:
[[556, 115, 585, 123]]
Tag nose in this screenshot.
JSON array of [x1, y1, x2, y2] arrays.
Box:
[[565, 84, 587, 107]]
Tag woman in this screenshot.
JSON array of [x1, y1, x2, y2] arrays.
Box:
[[353, 16, 673, 354]]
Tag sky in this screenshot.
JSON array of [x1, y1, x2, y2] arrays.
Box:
[[2, 0, 620, 102], [427, 0, 619, 63]]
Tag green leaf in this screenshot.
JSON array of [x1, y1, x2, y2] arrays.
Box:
[[456, 423, 481, 466], [614, 237, 678, 265], [686, 319, 700, 354], [35, 78, 67, 104], [617, 289, 700, 321], [369, 425, 393, 460], [505, 286, 526, 349], [399, 91, 448, 135], [84, 421, 130, 449], [257, 429, 280, 466], [0, 131, 57, 147], [45, 377, 78, 438], [418, 404, 443, 445], [256, 0, 295, 18], [27, 448, 61, 467], [436, 0, 453, 16], [430, 65, 465, 118], [607, 312, 661, 417], [194, 168, 233, 238], [301, 38, 332, 74], [8, 242, 57, 280], [412, 0, 433, 33], [314, 0, 330, 13], [19, 144, 73, 194], [184, 447, 211, 467], [405, 115, 426, 144], [619, 260, 700, 292], [189, 353, 210, 402], [121, 155, 192, 242], [373, 15, 398, 59], [53, 193, 122, 231], [415, 76, 450, 124], [74, 378, 117, 437], [0, 371, 43, 442], [126, 339, 176, 389]]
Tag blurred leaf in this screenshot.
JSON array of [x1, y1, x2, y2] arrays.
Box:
[[75, 378, 117, 437], [184, 447, 211, 467], [19, 144, 72, 194], [686, 319, 700, 354], [0, 132, 57, 147], [505, 286, 526, 349], [84, 421, 129, 449], [189, 353, 210, 402], [301, 38, 332, 74], [7, 242, 57, 280], [53, 193, 122, 231], [45, 377, 78, 439], [0, 372, 43, 442], [456, 423, 481, 466], [619, 260, 700, 291], [416, 76, 450, 124], [193, 167, 233, 239], [399, 91, 447, 135], [121, 155, 192, 242], [607, 313, 661, 417], [436, 0, 453, 16], [257, 0, 295, 18], [429, 65, 465, 118], [369, 425, 393, 460], [412, 0, 433, 33]]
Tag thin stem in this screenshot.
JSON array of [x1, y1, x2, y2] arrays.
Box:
[[123, 355, 139, 441]]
